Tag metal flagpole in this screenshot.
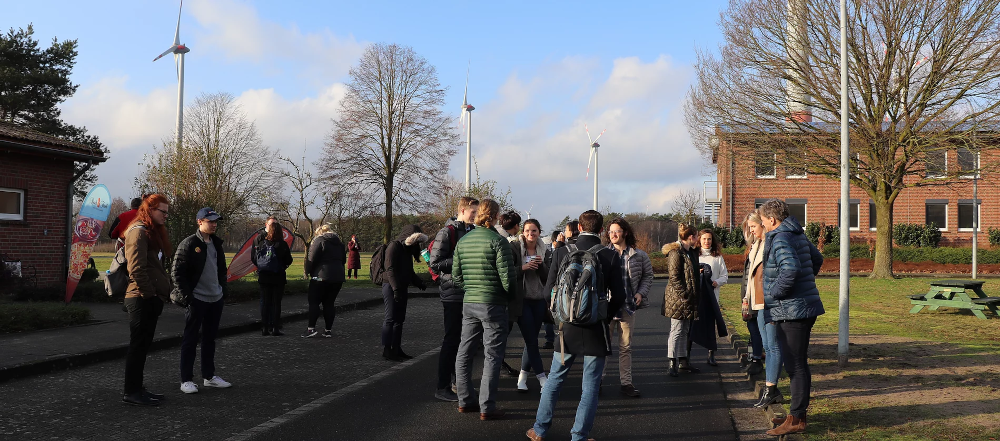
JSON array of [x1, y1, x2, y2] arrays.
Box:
[[838, 0, 851, 367]]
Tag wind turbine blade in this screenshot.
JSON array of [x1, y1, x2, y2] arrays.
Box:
[[174, 54, 180, 80], [463, 62, 469, 107], [153, 45, 177, 62], [586, 146, 595, 180], [173, 0, 183, 45], [585, 124, 593, 145], [593, 128, 607, 144]]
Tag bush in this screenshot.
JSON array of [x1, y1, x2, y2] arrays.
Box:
[[0, 301, 91, 333], [821, 243, 870, 259], [990, 227, 1000, 246], [893, 223, 941, 247]]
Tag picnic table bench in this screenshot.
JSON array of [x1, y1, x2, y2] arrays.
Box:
[[909, 279, 1000, 320]]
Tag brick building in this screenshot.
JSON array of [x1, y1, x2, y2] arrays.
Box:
[[708, 135, 993, 246], [0, 122, 107, 287]]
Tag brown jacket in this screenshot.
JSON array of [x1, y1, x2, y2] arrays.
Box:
[[125, 221, 172, 300], [661, 241, 699, 320]]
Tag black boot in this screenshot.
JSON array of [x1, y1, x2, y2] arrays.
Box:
[[678, 357, 701, 373], [754, 384, 784, 408], [394, 347, 413, 360], [262, 327, 270, 336], [707, 350, 717, 366], [668, 358, 679, 377], [502, 361, 518, 377], [746, 358, 764, 375], [383, 346, 403, 361]]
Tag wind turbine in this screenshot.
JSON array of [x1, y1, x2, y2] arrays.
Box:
[[585, 125, 607, 210], [153, 0, 190, 152], [522, 204, 534, 219], [460, 63, 475, 192]]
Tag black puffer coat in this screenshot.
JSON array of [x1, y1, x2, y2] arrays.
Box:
[[384, 224, 429, 297], [251, 232, 293, 285], [306, 232, 346, 282]]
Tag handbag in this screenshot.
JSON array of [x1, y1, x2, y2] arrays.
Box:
[[741, 300, 753, 321]]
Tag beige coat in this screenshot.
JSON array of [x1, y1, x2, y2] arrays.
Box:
[[125, 221, 172, 301], [745, 240, 765, 310]]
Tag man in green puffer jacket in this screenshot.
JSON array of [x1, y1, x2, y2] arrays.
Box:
[[452, 199, 517, 420]]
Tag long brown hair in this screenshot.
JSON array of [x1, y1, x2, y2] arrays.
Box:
[[265, 216, 279, 241], [129, 194, 172, 255], [698, 228, 723, 257]]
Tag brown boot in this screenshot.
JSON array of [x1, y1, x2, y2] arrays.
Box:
[[771, 416, 786, 426], [766, 414, 806, 436]]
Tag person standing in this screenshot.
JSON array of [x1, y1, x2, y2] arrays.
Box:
[[605, 218, 654, 398], [430, 197, 478, 401], [108, 197, 143, 249], [452, 199, 516, 420], [302, 224, 347, 338], [696, 229, 729, 366], [743, 211, 783, 407], [541, 231, 561, 350], [758, 199, 824, 436], [121, 194, 173, 406], [347, 235, 361, 279], [172, 207, 232, 394], [739, 212, 766, 377], [527, 210, 626, 441], [661, 224, 701, 377], [251, 217, 293, 336], [495, 211, 524, 380], [381, 224, 429, 361], [515, 219, 549, 393]]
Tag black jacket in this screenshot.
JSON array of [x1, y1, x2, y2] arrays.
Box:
[[544, 233, 626, 357], [251, 233, 294, 285], [171, 231, 228, 302], [429, 218, 473, 303], [306, 232, 346, 282], [385, 224, 428, 296], [690, 263, 728, 351]]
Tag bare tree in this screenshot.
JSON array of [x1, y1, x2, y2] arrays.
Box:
[[672, 188, 703, 226], [136, 92, 277, 245], [265, 155, 336, 259], [321, 43, 459, 244], [686, 0, 1000, 278]]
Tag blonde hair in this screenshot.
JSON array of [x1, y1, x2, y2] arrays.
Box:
[[742, 211, 763, 246], [314, 224, 332, 237], [474, 199, 501, 229]]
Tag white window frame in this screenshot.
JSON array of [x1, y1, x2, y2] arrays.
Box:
[[0, 188, 25, 221], [755, 151, 776, 179], [957, 148, 980, 179], [925, 149, 948, 179], [925, 202, 949, 231], [957, 201, 982, 232], [786, 201, 808, 224]]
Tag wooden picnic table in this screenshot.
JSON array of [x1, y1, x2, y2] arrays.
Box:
[[909, 279, 1000, 320]]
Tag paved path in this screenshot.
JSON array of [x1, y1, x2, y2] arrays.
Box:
[[0, 281, 761, 440]]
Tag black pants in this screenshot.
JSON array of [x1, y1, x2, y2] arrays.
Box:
[[259, 282, 285, 330], [123, 296, 163, 394], [348, 268, 359, 278], [180, 297, 224, 382], [436, 301, 463, 389], [308, 280, 344, 330], [381, 283, 408, 349], [776, 316, 817, 418]]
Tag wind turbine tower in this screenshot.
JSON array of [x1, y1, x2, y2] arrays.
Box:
[[460, 65, 474, 192], [153, 0, 191, 152], [585, 125, 607, 210]]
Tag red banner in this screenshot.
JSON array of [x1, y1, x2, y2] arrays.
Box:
[[226, 226, 294, 282]]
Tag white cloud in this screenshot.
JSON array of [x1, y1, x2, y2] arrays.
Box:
[[235, 84, 347, 163], [188, 0, 364, 85]]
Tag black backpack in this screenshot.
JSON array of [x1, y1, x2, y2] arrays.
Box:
[[370, 243, 389, 285]]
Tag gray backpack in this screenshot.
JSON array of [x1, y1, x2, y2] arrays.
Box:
[[105, 225, 144, 299]]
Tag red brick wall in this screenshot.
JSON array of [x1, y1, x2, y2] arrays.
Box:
[[717, 143, 995, 247], [0, 152, 74, 287]]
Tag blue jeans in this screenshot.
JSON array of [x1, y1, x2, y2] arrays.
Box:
[[746, 316, 763, 360], [519, 299, 546, 375], [757, 309, 783, 384], [533, 352, 606, 441], [455, 303, 508, 413]]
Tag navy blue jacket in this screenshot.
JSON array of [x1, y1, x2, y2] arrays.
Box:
[[762, 216, 825, 322]]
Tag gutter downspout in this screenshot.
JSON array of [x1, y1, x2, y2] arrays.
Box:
[[66, 161, 94, 284], [730, 148, 735, 228]]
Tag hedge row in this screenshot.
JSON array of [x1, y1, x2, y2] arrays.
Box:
[[0, 301, 91, 334]]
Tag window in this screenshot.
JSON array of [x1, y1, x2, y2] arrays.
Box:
[[755, 198, 769, 210], [925, 200, 948, 230], [925, 149, 946, 178], [785, 147, 807, 178], [958, 200, 981, 231], [869, 201, 877, 230], [838, 199, 860, 230], [957, 147, 979, 178], [786, 199, 807, 224], [0, 188, 24, 221], [755, 150, 776, 178]]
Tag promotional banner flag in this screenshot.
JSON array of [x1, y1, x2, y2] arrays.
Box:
[[226, 225, 295, 282], [66, 184, 112, 303]]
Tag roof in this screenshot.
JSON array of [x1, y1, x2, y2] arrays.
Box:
[[0, 121, 107, 162]]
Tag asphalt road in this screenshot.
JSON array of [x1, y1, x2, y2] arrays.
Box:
[[0, 281, 738, 441]]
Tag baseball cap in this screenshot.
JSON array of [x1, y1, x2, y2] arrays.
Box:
[[196, 207, 223, 221]]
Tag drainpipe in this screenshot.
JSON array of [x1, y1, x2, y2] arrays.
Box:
[[730, 150, 735, 228], [66, 162, 94, 282]]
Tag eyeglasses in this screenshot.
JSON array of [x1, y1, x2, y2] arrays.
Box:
[[154, 208, 169, 216], [608, 229, 625, 235]]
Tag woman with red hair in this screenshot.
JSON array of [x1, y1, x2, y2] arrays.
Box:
[[122, 194, 173, 406]]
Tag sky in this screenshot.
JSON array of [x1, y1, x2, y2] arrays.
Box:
[[6, 0, 729, 232]]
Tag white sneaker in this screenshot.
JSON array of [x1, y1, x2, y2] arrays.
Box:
[[204, 376, 232, 388], [180, 381, 199, 394], [517, 370, 530, 392]]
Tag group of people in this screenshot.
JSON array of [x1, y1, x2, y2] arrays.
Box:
[[113, 194, 360, 406]]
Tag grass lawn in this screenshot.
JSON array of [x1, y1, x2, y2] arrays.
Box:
[[720, 278, 1000, 440]]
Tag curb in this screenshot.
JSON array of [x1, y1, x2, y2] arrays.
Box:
[[0, 291, 439, 385]]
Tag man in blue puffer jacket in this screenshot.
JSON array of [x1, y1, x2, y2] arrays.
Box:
[[759, 199, 824, 436]]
